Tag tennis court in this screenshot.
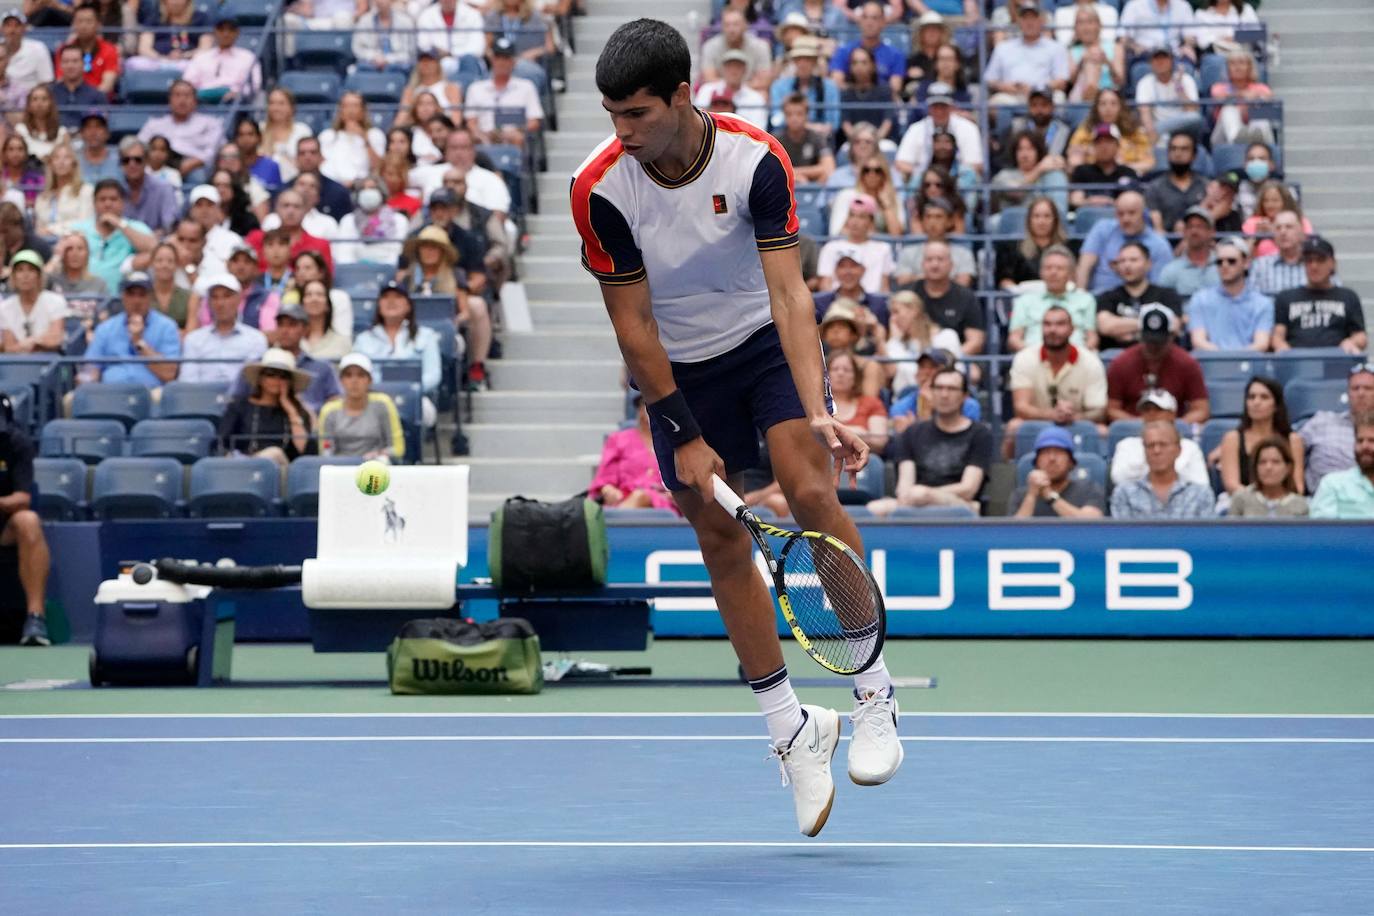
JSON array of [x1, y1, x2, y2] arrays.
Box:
[[4, 640, 1373, 914]]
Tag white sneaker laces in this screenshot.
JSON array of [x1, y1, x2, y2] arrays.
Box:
[[766, 743, 793, 787], [850, 691, 894, 742]]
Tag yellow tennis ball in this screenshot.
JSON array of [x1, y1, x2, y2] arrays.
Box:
[[356, 460, 390, 496]]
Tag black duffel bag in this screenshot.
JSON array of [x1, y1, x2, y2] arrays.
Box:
[[489, 496, 608, 591]]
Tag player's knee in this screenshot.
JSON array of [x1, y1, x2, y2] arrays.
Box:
[[788, 478, 839, 519], [11, 510, 44, 545], [695, 520, 752, 569]]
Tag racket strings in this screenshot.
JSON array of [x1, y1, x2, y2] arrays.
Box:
[[784, 536, 881, 672]]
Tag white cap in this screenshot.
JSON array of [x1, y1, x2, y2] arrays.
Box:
[[198, 273, 241, 295], [338, 352, 375, 378], [189, 184, 221, 206]]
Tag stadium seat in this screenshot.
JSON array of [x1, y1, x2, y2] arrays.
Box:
[[277, 70, 343, 105], [603, 508, 679, 520], [90, 457, 184, 520], [32, 458, 87, 521], [1285, 379, 1349, 421], [1198, 53, 1229, 97], [343, 71, 406, 104], [157, 382, 232, 422], [39, 419, 126, 464], [71, 383, 153, 429], [1207, 379, 1251, 419], [129, 419, 218, 463], [373, 381, 422, 464], [334, 264, 391, 297], [1, 385, 34, 433], [352, 297, 378, 334], [1195, 351, 1273, 382], [285, 455, 366, 517], [1199, 418, 1233, 461], [290, 31, 355, 74], [412, 295, 456, 325], [796, 207, 826, 239], [837, 455, 885, 504], [219, 0, 269, 27], [1072, 206, 1115, 237], [1211, 143, 1248, 177], [107, 107, 162, 141], [186, 457, 282, 518], [1016, 452, 1108, 489], [1013, 420, 1103, 460], [1268, 349, 1355, 382], [122, 69, 178, 104], [887, 505, 977, 519], [995, 206, 1027, 236]]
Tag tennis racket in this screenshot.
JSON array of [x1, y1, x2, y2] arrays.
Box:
[[711, 475, 885, 676]]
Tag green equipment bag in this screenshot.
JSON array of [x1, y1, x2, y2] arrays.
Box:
[[387, 618, 544, 695], [488, 496, 608, 591]]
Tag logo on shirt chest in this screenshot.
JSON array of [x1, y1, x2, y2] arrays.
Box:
[[712, 194, 728, 215]]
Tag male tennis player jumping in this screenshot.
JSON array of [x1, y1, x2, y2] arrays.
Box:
[[571, 19, 901, 836]]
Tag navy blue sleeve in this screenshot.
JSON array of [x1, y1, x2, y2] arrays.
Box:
[[748, 148, 800, 252], [572, 185, 645, 285]]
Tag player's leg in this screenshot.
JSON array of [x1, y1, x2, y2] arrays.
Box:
[[3, 509, 50, 645]]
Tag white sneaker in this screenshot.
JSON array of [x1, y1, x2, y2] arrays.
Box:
[[848, 688, 903, 786], [768, 705, 841, 837]]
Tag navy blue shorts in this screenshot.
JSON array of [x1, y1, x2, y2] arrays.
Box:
[[649, 323, 809, 492]]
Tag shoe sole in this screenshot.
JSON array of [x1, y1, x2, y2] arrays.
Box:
[[20, 637, 51, 647], [849, 739, 904, 787], [802, 709, 843, 837]]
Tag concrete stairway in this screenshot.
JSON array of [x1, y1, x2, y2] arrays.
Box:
[[1265, 0, 1374, 334], [452, 0, 708, 517]]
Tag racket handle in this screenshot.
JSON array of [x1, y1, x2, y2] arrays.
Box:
[[711, 475, 746, 517]]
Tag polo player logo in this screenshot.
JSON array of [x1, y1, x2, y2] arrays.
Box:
[[382, 497, 406, 543]]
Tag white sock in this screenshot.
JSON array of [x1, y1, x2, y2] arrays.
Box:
[[748, 665, 807, 746], [853, 653, 893, 698]]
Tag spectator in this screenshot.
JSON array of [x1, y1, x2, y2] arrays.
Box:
[[1008, 425, 1105, 517], [1120, 0, 1197, 61], [211, 169, 263, 236], [181, 12, 259, 101], [353, 0, 416, 74], [828, 349, 889, 453], [178, 274, 267, 385], [696, 50, 768, 129], [143, 134, 182, 189], [895, 82, 983, 180], [56, 4, 119, 96], [138, 80, 224, 181], [44, 233, 108, 326], [1187, 237, 1272, 352], [1110, 419, 1214, 518], [400, 222, 463, 296], [1243, 186, 1312, 261], [984, 1, 1070, 106], [15, 83, 66, 160], [1135, 49, 1201, 143], [903, 9, 950, 84], [1066, 3, 1123, 102], [317, 91, 385, 186], [882, 289, 961, 399], [1068, 124, 1138, 209], [774, 92, 837, 186], [292, 277, 348, 361], [901, 240, 985, 357], [74, 111, 118, 183], [74, 179, 155, 293], [219, 347, 314, 466], [837, 47, 897, 141], [0, 135, 40, 205], [319, 352, 405, 461], [1299, 364, 1374, 494], [188, 184, 245, 271], [1228, 435, 1309, 518], [262, 171, 338, 241], [228, 301, 340, 412], [427, 126, 511, 218], [230, 119, 282, 193], [484, 0, 554, 68], [466, 37, 546, 144], [869, 367, 992, 516], [1096, 240, 1183, 350], [887, 347, 980, 432], [379, 155, 422, 219], [245, 189, 333, 274], [260, 88, 314, 183], [1309, 413, 1374, 520], [893, 198, 973, 287], [817, 197, 895, 293], [1056, 0, 1120, 43], [827, 123, 881, 189], [428, 173, 510, 289], [1006, 305, 1107, 451], [589, 391, 674, 512], [829, 2, 904, 92], [1008, 246, 1098, 352], [287, 250, 351, 336], [771, 41, 841, 140], [1193, 0, 1260, 53], [1250, 210, 1312, 297], [1214, 375, 1305, 501], [1065, 88, 1153, 173], [1273, 237, 1366, 354], [700, 8, 771, 87], [0, 250, 65, 353], [167, 218, 214, 291], [1158, 205, 1220, 296], [0, 389, 50, 646], [336, 176, 410, 267], [352, 281, 441, 424], [289, 136, 353, 221], [1145, 132, 1206, 233], [1209, 48, 1273, 148], [34, 142, 92, 239], [1106, 304, 1210, 424], [1233, 142, 1276, 218], [996, 196, 1067, 290], [0, 201, 49, 275], [224, 243, 267, 329], [1076, 190, 1173, 294], [812, 253, 890, 349], [910, 163, 970, 233], [910, 41, 972, 111], [993, 86, 1071, 171], [1, 10, 52, 96], [991, 129, 1068, 214], [126, 0, 210, 73], [817, 300, 886, 395], [79, 271, 179, 387], [1110, 388, 1209, 488], [146, 240, 197, 332], [398, 54, 464, 124]]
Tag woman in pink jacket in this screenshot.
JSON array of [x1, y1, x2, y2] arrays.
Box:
[[590, 392, 678, 513]]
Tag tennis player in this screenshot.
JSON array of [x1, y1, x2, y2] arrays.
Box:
[[572, 19, 901, 836]]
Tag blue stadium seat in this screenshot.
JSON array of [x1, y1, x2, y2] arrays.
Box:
[[285, 455, 366, 517], [32, 457, 87, 521], [40, 419, 126, 464], [372, 381, 422, 464], [107, 107, 161, 141], [796, 206, 826, 238], [604, 508, 679, 520], [1268, 348, 1355, 382], [219, 0, 269, 27], [481, 143, 523, 179], [1013, 420, 1103, 460], [838, 455, 885, 504], [343, 71, 406, 104], [995, 206, 1027, 236], [290, 31, 355, 74], [187, 457, 282, 518], [157, 381, 232, 422], [1072, 206, 1115, 237], [122, 69, 178, 104], [412, 295, 456, 326], [90, 457, 184, 520], [1196, 351, 1273, 382], [334, 264, 392, 298], [1210, 143, 1248, 177], [71, 383, 153, 429], [1285, 378, 1349, 421], [277, 70, 343, 105], [1016, 452, 1108, 489], [1207, 378, 1252, 419], [352, 297, 378, 334], [1198, 53, 1229, 97], [1, 385, 34, 433], [129, 419, 218, 463], [1199, 418, 1234, 461], [887, 505, 977, 519]]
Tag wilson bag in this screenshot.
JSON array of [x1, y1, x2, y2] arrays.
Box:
[[387, 617, 544, 695], [488, 496, 608, 591]]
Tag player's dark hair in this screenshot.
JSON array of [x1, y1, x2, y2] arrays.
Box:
[[932, 367, 967, 394], [596, 19, 690, 104]]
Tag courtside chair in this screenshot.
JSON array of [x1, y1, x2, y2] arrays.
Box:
[[186, 457, 282, 518]]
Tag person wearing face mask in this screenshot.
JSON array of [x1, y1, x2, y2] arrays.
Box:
[[1144, 131, 1206, 234], [1236, 141, 1277, 217], [336, 176, 410, 266]]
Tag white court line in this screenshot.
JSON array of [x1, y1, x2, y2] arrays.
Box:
[[3, 736, 1372, 745], [1, 840, 1372, 853], [4, 712, 1374, 720]]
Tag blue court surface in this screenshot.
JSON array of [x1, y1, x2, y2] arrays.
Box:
[[4, 712, 1373, 914]]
